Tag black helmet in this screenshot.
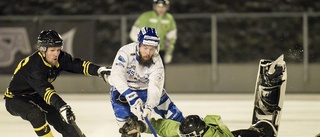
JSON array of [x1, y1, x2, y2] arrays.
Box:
[[179, 115, 206, 137], [37, 30, 63, 51], [153, 0, 170, 9]]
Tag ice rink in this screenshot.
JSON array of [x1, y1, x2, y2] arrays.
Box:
[[1, 93, 319, 137]]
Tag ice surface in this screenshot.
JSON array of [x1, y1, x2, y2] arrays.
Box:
[[1, 93, 319, 137]]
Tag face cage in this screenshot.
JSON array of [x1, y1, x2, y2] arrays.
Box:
[[179, 131, 202, 137], [153, 3, 169, 10], [39, 45, 63, 52]]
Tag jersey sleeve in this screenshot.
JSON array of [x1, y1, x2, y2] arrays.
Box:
[[60, 51, 100, 76], [147, 118, 180, 137], [108, 47, 131, 94], [145, 66, 165, 108], [129, 26, 140, 42], [204, 115, 234, 137], [130, 12, 150, 42], [165, 13, 177, 55], [133, 12, 150, 28], [26, 66, 67, 109]]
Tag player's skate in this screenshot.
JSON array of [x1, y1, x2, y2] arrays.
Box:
[[251, 54, 287, 137]]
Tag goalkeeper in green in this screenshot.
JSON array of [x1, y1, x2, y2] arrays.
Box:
[[129, 0, 177, 64], [119, 114, 234, 137], [119, 114, 277, 137]]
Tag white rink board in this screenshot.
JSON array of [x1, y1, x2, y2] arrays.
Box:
[[1, 93, 319, 137]]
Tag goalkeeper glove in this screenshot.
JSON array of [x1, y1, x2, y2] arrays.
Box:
[[119, 115, 146, 137]]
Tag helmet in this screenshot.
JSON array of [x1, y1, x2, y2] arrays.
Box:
[[37, 30, 63, 51], [153, 0, 170, 9], [179, 115, 206, 137], [154, 0, 169, 6], [137, 27, 160, 48]]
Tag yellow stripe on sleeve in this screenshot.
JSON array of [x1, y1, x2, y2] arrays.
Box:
[[82, 61, 91, 76], [44, 88, 56, 104]]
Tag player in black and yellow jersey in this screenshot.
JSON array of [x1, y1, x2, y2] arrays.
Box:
[[3, 30, 110, 137]]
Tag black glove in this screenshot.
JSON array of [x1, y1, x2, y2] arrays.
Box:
[[60, 105, 76, 124], [264, 66, 284, 86], [119, 115, 146, 137], [97, 66, 111, 83]]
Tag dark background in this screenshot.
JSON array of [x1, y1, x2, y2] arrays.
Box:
[[1, 0, 320, 65], [2, 1, 319, 15]]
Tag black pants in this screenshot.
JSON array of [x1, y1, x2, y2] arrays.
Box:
[[5, 94, 80, 137], [232, 129, 263, 137]]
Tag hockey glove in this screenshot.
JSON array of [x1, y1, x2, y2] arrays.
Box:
[[164, 54, 172, 64], [119, 115, 146, 137], [60, 105, 76, 124], [123, 89, 143, 109], [97, 66, 111, 83], [142, 105, 152, 120]]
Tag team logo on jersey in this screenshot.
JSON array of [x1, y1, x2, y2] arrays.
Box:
[[127, 70, 135, 76], [115, 63, 125, 68], [48, 78, 55, 83], [154, 73, 163, 82], [149, 18, 158, 23], [118, 55, 126, 63], [161, 20, 169, 24]]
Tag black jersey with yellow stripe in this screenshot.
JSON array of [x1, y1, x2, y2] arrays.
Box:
[[4, 50, 100, 109]]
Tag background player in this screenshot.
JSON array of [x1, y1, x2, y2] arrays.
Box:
[[3, 30, 109, 137], [129, 0, 177, 65]]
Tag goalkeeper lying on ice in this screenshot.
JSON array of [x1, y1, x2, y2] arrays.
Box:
[[118, 55, 286, 137]]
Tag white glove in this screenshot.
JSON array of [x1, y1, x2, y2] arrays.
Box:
[[164, 54, 172, 64], [142, 105, 152, 120], [59, 105, 75, 124], [97, 66, 111, 83], [123, 89, 143, 110]]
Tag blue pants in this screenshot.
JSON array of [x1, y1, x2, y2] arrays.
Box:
[[110, 87, 184, 124]]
